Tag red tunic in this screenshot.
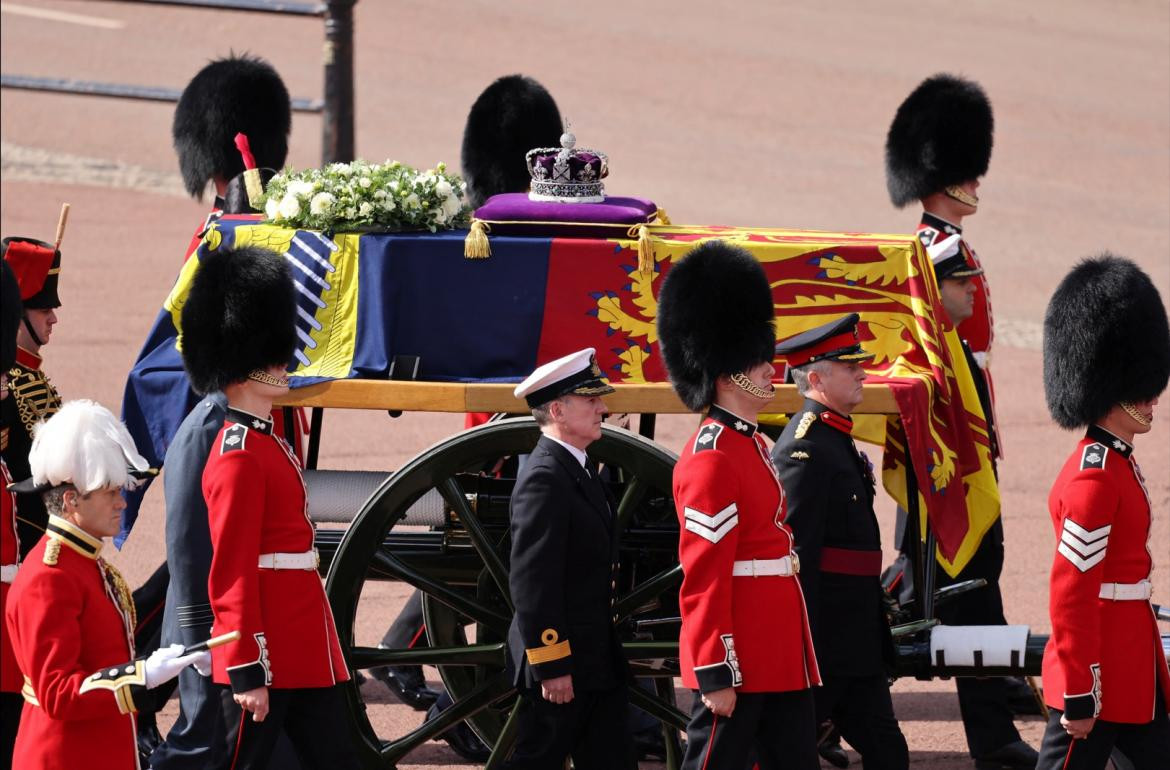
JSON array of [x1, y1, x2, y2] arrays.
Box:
[[1043, 426, 1170, 723], [673, 405, 820, 693], [203, 407, 348, 692], [1, 458, 20, 693], [5, 516, 140, 769]]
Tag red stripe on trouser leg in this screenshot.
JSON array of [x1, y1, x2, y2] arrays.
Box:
[[701, 713, 719, 770]]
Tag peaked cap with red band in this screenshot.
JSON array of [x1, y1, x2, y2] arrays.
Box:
[[1, 236, 61, 309], [775, 312, 873, 372]]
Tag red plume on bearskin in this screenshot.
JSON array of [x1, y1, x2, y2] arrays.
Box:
[[885, 73, 994, 208], [461, 75, 563, 209], [173, 54, 291, 201], [1043, 255, 1170, 428], [657, 241, 777, 412], [180, 246, 298, 395]]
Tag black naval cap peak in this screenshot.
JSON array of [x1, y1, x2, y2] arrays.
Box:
[[775, 313, 874, 372]]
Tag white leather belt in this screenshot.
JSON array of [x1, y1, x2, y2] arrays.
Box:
[[1099, 580, 1152, 601], [0, 564, 18, 584], [731, 555, 799, 577], [258, 550, 319, 570]]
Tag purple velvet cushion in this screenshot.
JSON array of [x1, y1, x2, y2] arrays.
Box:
[[473, 193, 659, 238]]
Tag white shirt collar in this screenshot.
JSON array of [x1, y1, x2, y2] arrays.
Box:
[[545, 434, 589, 468]]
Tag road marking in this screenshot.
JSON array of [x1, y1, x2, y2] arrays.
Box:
[[1, 2, 125, 29], [1, 141, 184, 198]]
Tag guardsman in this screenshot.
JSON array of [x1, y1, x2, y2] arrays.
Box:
[[1037, 255, 1170, 770], [772, 314, 909, 769], [501, 347, 633, 769], [1, 234, 63, 559], [657, 241, 820, 769], [180, 244, 355, 768], [4, 400, 205, 770], [0, 262, 24, 763]]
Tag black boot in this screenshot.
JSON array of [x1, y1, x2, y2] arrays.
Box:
[[369, 665, 441, 711]]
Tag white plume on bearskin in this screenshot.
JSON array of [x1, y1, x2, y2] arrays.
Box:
[[656, 241, 777, 411], [460, 74, 563, 209], [885, 73, 994, 208], [29, 400, 149, 494], [1043, 254, 1170, 428]]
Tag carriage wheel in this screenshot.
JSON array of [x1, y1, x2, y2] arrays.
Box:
[[325, 418, 687, 768]]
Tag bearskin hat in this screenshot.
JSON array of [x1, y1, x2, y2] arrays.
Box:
[[180, 246, 297, 395], [1043, 255, 1170, 429], [461, 75, 563, 209], [173, 54, 291, 200], [657, 241, 776, 411], [885, 74, 994, 208], [1, 261, 21, 372]]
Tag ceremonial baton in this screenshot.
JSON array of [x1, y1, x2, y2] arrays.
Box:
[[182, 630, 240, 656], [54, 203, 70, 249]]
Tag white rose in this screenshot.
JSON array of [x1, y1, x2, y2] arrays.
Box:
[[359, 201, 373, 217], [329, 162, 353, 176], [265, 197, 280, 220], [288, 180, 314, 198], [381, 197, 396, 212], [435, 179, 453, 197], [430, 207, 448, 225], [442, 194, 462, 220], [388, 180, 399, 192], [279, 193, 302, 219], [373, 189, 387, 199], [360, 177, 372, 188], [405, 193, 420, 209], [310, 192, 336, 216], [344, 207, 357, 219]]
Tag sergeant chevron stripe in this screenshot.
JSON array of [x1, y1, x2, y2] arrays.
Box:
[[684, 503, 738, 544], [1057, 518, 1111, 572]]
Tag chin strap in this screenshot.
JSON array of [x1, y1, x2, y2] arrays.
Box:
[[247, 369, 288, 387], [730, 371, 775, 400], [1120, 401, 1151, 427], [21, 315, 45, 348], [944, 185, 979, 208]]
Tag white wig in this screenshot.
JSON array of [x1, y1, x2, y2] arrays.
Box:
[[29, 400, 150, 494]]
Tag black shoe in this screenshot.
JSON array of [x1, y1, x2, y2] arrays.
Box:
[[1006, 676, 1043, 716], [137, 722, 163, 764], [974, 740, 1039, 770], [632, 728, 667, 761], [425, 698, 492, 762], [818, 740, 850, 768], [370, 666, 441, 711]]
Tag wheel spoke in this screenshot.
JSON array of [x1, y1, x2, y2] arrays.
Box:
[[370, 549, 511, 633], [439, 476, 513, 610], [349, 643, 505, 669], [615, 564, 683, 619], [628, 681, 688, 731], [615, 474, 648, 532], [484, 694, 526, 769], [380, 674, 515, 761]]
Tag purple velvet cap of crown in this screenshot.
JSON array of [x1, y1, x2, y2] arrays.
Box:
[[473, 193, 658, 238]]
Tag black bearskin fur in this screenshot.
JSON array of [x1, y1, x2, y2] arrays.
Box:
[[181, 246, 297, 395], [0, 261, 21, 372], [173, 54, 291, 201], [461, 75, 562, 209], [657, 241, 776, 412], [885, 73, 993, 208], [1044, 254, 1170, 428]]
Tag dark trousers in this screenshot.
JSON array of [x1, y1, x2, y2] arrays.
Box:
[[501, 684, 634, 770], [1, 691, 21, 770], [682, 689, 818, 770], [1036, 705, 1170, 770], [817, 675, 908, 769], [223, 685, 358, 770], [151, 665, 232, 769]]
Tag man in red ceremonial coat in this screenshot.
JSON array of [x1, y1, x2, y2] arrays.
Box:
[[657, 241, 820, 769], [0, 262, 25, 764], [5, 400, 205, 770], [1036, 255, 1170, 770], [179, 244, 356, 769]]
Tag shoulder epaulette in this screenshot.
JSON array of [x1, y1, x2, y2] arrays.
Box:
[[793, 412, 816, 440], [220, 424, 248, 454], [42, 539, 60, 566], [1079, 443, 1107, 471], [694, 423, 723, 453]]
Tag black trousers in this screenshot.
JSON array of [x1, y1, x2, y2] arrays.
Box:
[[817, 675, 908, 769], [501, 684, 634, 770], [1036, 704, 1170, 770], [223, 685, 358, 770], [682, 689, 818, 770], [1, 691, 22, 770]]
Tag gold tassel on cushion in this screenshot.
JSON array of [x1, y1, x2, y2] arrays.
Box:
[[628, 223, 655, 274], [464, 219, 492, 258], [654, 207, 672, 225]]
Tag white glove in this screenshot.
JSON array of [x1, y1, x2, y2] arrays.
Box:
[[144, 643, 213, 688]]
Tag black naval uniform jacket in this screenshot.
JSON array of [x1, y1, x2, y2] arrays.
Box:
[[771, 398, 893, 677], [506, 435, 625, 692]]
